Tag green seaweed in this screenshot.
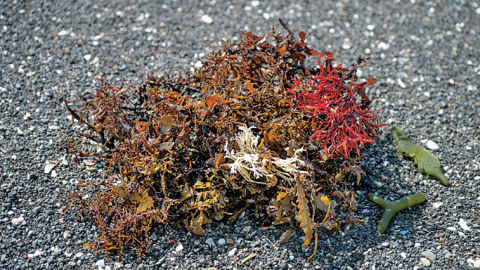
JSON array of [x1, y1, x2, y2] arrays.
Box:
[[390, 126, 450, 186], [367, 193, 426, 233]]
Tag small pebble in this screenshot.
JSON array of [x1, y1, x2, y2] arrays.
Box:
[[421, 258, 431, 266], [422, 251, 436, 261], [201, 15, 213, 24], [426, 140, 439, 150], [446, 253, 455, 260]]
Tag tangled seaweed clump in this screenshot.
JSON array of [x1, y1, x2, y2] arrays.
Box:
[[61, 23, 385, 256]]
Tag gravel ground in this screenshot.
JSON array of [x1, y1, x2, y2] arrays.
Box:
[[1, 0, 479, 269]]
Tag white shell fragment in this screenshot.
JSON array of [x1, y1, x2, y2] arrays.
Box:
[[83, 160, 95, 166], [467, 259, 480, 268], [28, 250, 44, 258], [45, 160, 57, 173]]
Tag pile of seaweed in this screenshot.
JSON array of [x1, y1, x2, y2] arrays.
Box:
[[62, 21, 385, 257]]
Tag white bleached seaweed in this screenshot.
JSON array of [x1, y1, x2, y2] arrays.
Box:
[[224, 125, 307, 185]]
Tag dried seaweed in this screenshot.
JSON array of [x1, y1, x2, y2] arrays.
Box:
[[61, 21, 384, 257]]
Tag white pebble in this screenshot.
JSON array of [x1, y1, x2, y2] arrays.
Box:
[[201, 15, 213, 24], [459, 219, 470, 231], [84, 54, 92, 61], [378, 42, 390, 50], [251, 1, 260, 7], [426, 140, 439, 150], [228, 248, 237, 256], [476, 8, 480, 14], [447, 227, 456, 231], [58, 30, 70, 36], [92, 33, 104, 41], [401, 252, 407, 259], [263, 13, 270, 20], [415, 243, 421, 247], [432, 202, 443, 208], [421, 258, 431, 266], [176, 243, 184, 252], [96, 259, 105, 268], [11, 217, 24, 225], [195, 61, 203, 68], [397, 78, 406, 88], [367, 25, 375, 30], [61, 157, 68, 166]]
